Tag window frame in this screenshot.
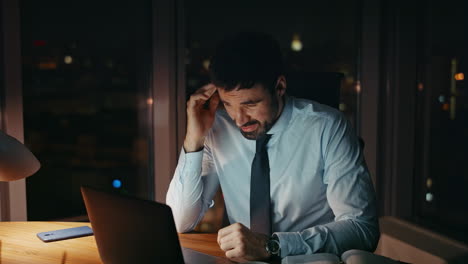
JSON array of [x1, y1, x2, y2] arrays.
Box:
[[152, 0, 186, 203], [0, 0, 28, 221]]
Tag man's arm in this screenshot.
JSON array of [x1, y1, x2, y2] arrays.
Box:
[[274, 114, 380, 257], [166, 84, 221, 232], [0, 131, 40, 181], [216, 113, 379, 262], [166, 144, 220, 232]]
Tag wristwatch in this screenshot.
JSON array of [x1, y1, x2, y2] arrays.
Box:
[[265, 234, 281, 257]]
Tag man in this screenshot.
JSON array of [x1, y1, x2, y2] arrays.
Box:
[[167, 32, 379, 263]]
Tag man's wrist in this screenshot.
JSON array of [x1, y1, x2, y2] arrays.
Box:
[[183, 137, 205, 153]]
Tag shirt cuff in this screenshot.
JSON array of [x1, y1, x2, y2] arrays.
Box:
[[177, 147, 204, 183], [274, 231, 309, 258]]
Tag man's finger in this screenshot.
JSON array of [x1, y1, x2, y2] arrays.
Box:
[[209, 91, 220, 112], [219, 237, 238, 252], [219, 223, 246, 241], [225, 247, 240, 259], [217, 223, 240, 244], [187, 93, 212, 109], [218, 228, 241, 250], [217, 225, 231, 244], [225, 247, 245, 263], [196, 83, 216, 95], [188, 84, 217, 109]]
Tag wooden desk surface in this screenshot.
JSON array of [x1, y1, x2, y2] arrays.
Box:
[[0, 222, 227, 264]]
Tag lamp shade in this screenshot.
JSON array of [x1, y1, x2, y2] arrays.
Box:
[[0, 131, 40, 181]]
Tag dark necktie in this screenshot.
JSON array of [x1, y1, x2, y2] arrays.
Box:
[[250, 134, 272, 235]]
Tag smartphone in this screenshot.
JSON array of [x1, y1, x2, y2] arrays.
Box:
[[37, 226, 93, 242]]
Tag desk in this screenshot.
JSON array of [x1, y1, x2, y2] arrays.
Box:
[[0, 222, 229, 264]]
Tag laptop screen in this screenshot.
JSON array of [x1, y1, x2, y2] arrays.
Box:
[[81, 186, 185, 264]]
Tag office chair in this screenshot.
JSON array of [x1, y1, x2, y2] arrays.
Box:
[[285, 71, 343, 109], [285, 70, 365, 150]]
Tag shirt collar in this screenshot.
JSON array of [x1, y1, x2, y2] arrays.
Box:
[[267, 96, 293, 138]]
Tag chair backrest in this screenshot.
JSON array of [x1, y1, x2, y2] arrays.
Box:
[[285, 71, 343, 109]]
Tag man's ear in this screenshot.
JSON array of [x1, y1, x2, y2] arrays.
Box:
[[276, 75, 287, 97]]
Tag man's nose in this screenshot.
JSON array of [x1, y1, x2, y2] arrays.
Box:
[[235, 109, 249, 127]]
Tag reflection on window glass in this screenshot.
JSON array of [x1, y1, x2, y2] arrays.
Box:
[[185, 0, 360, 231], [414, 0, 467, 243], [21, 0, 153, 220]]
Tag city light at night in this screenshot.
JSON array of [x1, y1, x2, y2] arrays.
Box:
[[355, 81, 361, 94], [438, 95, 445, 103], [64, 55, 73, 64], [417, 82, 424, 92], [112, 179, 122, 189], [426, 192, 434, 202], [291, 34, 303, 52], [203, 59, 210, 71], [339, 103, 347, 111], [426, 178, 433, 188]]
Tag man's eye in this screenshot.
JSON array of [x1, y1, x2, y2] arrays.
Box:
[[246, 104, 257, 107]]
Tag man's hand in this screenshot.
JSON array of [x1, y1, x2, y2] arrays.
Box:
[[217, 223, 270, 263], [184, 84, 220, 152]]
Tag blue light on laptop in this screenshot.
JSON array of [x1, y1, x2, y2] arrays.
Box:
[[112, 179, 122, 189]]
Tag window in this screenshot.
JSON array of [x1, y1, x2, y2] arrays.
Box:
[[21, 0, 154, 220], [413, 0, 467, 243]]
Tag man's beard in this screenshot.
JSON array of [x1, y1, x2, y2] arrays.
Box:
[[239, 120, 274, 140], [239, 96, 279, 140]]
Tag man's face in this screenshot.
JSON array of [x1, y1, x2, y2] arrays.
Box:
[[217, 83, 284, 140]]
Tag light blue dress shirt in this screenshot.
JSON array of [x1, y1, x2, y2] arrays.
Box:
[[166, 96, 380, 257]]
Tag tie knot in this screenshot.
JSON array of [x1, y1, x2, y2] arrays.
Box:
[[256, 134, 271, 152]]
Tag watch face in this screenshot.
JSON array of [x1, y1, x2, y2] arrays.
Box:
[[267, 239, 280, 255]]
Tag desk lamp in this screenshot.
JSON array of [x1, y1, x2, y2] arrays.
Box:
[[0, 131, 40, 181]]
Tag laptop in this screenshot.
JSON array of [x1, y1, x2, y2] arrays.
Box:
[[81, 186, 233, 264]]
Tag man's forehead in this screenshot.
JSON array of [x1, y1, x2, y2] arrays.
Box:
[[217, 85, 266, 102], [217, 83, 267, 95]]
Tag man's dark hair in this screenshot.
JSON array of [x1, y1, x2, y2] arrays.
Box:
[[209, 32, 285, 93]]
